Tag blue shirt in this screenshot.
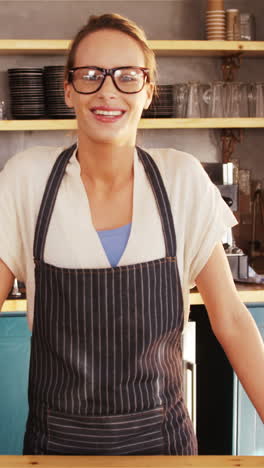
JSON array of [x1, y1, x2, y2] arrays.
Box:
[[97, 223, 132, 267]]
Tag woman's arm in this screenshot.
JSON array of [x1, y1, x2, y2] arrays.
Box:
[[0, 258, 14, 311], [195, 242, 264, 423]]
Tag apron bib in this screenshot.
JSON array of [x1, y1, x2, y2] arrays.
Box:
[[23, 144, 198, 455]]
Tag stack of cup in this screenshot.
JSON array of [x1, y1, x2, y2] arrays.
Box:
[[206, 0, 226, 41], [226, 9, 240, 40]]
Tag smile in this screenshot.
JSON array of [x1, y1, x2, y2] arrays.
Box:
[[90, 107, 126, 123], [93, 109, 124, 116]]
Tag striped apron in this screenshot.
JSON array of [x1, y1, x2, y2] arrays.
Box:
[[23, 143, 198, 455]]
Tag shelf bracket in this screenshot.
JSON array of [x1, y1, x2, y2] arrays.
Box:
[[221, 128, 244, 163], [222, 54, 243, 81]]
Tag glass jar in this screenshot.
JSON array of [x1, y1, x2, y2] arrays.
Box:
[[240, 13, 256, 41], [0, 100, 6, 120]]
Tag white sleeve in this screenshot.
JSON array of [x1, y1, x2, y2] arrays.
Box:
[[0, 155, 26, 280], [185, 158, 238, 288]]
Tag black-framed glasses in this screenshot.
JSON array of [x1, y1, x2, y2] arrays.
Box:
[[68, 66, 150, 94]]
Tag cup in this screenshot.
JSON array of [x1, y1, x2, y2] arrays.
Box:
[[0, 100, 6, 120], [253, 82, 264, 117], [203, 81, 226, 117], [186, 81, 202, 118], [206, 9, 226, 40], [173, 83, 188, 117], [207, 0, 224, 11], [226, 9, 241, 40], [240, 13, 256, 41], [247, 82, 257, 117], [199, 83, 211, 117], [207, 33, 226, 40], [225, 82, 242, 117], [185, 81, 212, 118], [239, 82, 250, 117], [206, 11, 225, 17]]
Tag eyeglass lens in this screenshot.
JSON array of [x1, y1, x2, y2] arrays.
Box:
[[71, 67, 146, 93]]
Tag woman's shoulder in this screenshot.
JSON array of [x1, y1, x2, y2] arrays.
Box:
[[143, 146, 206, 182], [1, 145, 65, 191], [4, 145, 64, 173]]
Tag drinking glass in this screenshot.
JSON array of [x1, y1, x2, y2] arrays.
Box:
[[255, 82, 264, 117], [248, 82, 256, 117], [239, 82, 250, 117], [225, 82, 241, 117], [186, 81, 201, 118], [173, 83, 188, 117], [199, 83, 211, 117], [203, 81, 225, 117], [0, 100, 6, 120]]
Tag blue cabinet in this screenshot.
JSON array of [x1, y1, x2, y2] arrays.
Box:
[[0, 314, 31, 454], [233, 304, 264, 456]]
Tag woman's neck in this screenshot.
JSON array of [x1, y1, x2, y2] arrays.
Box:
[[76, 138, 135, 192]]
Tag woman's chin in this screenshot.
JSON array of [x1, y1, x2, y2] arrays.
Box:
[[79, 127, 134, 146]]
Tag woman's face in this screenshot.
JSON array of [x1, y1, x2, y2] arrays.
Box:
[[64, 29, 154, 147]]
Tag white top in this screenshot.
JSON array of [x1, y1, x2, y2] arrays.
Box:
[[0, 145, 237, 331]]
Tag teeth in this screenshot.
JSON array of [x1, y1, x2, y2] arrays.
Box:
[[93, 109, 123, 116]]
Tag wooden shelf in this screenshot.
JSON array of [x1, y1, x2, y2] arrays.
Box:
[[0, 119, 77, 131], [149, 40, 264, 57], [0, 39, 70, 55], [1, 118, 264, 131], [2, 39, 264, 131], [1, 40, 264, 56]]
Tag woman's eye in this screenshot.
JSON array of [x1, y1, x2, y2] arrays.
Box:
[[82, 74, 101, 81], [120, 74, 137, 82]]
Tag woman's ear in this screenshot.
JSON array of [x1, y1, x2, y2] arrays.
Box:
[[144, 82, 154, 109], [64, 80, 74, 109]]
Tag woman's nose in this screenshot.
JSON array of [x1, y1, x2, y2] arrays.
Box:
[[97, 75, 118, 97]]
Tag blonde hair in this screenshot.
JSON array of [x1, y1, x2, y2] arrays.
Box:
[[64, 13, 157, 95]]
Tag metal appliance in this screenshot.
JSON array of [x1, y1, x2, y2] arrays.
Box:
[[203, 162, 249, 281]]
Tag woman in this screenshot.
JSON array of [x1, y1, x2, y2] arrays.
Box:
[[0, 13, 263, 456]]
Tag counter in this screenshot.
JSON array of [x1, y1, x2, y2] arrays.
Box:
[[0, 456, 263, 468], [190, 283, 264, 305], [1, 284, 264, 313]]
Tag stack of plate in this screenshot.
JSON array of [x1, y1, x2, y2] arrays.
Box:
[[44, 66, 75, 119], [142, 85, 174, 118], [8, 68, 45, 119]]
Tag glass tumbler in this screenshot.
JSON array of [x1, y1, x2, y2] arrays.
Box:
[[173, 83, 188, 118], [225, 82, 241, 117], [186, 81, 201, 118], [248, 82, 255, 117], [239, 82, 250, 117], [0, 100, 6, 120], [203, 81, 226, 117], [255, 82, 264, 117]]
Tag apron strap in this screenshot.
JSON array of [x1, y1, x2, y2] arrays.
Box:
[[136, 146, 176, 257], [33, 143, 176, 261], [33, 143, 77, 261]]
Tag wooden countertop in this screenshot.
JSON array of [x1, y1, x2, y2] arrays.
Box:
[[0, 455, 263, 468], [190, 283, 264, 305], [1, 284, 264, 313]]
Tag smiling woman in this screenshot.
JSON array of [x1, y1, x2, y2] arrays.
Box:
[[0, 12, 263, 458], [63, 21, 154, 149]]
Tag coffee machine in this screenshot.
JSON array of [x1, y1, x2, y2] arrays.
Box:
[[203, 162, 249, 281]]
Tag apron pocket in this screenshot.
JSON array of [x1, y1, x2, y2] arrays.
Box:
[[47, 406, 166, 455]]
